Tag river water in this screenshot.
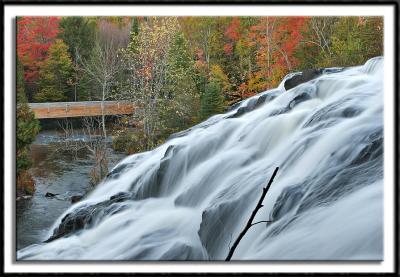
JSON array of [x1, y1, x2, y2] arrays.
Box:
[[16, 130, 126, 250]]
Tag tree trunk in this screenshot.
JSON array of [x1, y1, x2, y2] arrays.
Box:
[[101, 83, 107, 138]]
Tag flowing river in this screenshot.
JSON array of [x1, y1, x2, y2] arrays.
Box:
[[16, 130, 126, 250], [17, 57, 384, 260]]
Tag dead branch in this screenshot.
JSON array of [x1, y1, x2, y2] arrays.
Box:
[[225, 166, 279, 261]]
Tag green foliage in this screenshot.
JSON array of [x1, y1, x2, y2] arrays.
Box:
[[17, 59, 40, 176], [59, 16, 96, 61], [325, 17, 383, 67], [17, 59, 28, 103], [112, 130, 144, 154], [295, 17, 384, 69], [200, 82, 225, 120], [35, 39, 74, 102], [210, 64, 232, 103], [131, 17, 140, 37], [159, 31, 200, 136], [58, 17, 97, 101]]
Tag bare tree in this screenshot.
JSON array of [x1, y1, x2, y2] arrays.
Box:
[[301, 17, 338, 63], [79, 41, 122, 138], [78, 18, 130, 139], [58, 117, 109, 186]]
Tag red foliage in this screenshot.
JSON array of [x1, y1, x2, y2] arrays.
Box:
[[247, 17, 308, 86], [17, 17, 61, 83], [223, 43, 233, 55], [224, 17, 241, 41]]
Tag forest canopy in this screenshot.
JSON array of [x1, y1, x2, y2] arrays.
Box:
[[17, 16, 383, 105]]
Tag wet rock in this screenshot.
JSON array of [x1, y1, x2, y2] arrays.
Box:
[[227, 92, 279, 119], [106, 163, 131, 180], [109, 191, 132, 202], [44, 191, 134, 243], [135, 145, 183, 199], [45, 192, 59, 198], [271, 184, 304, 221], [70, 194, 84, 204], [284, 68, 323, 91], [198, 189, 256, 259]]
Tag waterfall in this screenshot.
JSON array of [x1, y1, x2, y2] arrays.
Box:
[[18, 57, 384, 260]]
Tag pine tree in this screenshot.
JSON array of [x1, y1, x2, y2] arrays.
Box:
[[58, 17, 97, 101], [200, 82, 225, 120], [159, 30, 200, 136], [16, 59, 40, 195], [34, 39, 74, 102]]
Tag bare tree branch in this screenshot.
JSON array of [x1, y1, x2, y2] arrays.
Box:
[[225, 167, 279, 261]]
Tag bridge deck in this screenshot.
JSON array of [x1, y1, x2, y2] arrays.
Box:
[[28, 101, 135, 119]]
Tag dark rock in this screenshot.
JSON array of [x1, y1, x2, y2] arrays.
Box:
[[106, 163, 131, 180], [198, 189, 256, 260], [271, 184, 304, 221], [45, 192, 59, 198], [322, 67, 344, 74], [284, 68, 323, 91], [109, 191, 132, 202], [134, 144, 184, 199], [227, 91, 279, 119], [44, 191, 134, 243], [70, 194, 84, 203], [288, 92, 312, 109]]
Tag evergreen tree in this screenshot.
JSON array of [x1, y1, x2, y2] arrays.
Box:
[[35, 39, 74, 102], [17, 59, 40, 194], [58, 16, 96, 62], [159, 30, 200, 137], [200, 82, 225, 120], [58, 17, 97, 101]]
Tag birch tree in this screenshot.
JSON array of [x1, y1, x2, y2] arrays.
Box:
[[79, 29, 125, 138]]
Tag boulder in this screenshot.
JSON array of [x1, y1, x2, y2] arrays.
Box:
[[45, 192, 59, 198], [70, 194, 84, 203], [284, 68, 323, 90], [44, 191, 135, 243]]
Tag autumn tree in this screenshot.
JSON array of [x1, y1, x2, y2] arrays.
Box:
[[295, 17, 338, 69], [17, 16, 61, 100], [34, 39, 74, 102], [223, 17, 257, 103], [246, 17, 308, 92], [120, 17, 178, 149]]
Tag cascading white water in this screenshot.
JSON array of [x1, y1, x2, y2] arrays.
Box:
[[18, 57, 384, 260]]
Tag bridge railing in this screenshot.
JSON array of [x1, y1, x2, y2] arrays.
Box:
[[28, 101, 136, 119]]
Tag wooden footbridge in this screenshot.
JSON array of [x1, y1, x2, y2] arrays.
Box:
[[28, 101, 135, 119]]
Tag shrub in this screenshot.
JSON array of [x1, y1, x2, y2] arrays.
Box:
[[112, 130, 144, 154]]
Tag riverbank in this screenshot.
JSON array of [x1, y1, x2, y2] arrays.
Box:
[[16, 130, 126, 250]]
